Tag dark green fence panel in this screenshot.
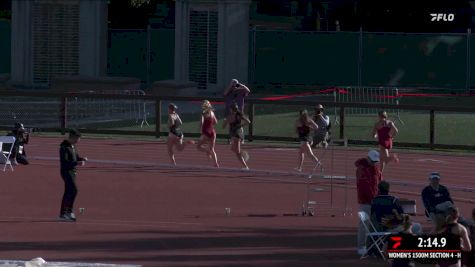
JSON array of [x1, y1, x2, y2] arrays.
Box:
[[108, 29, 147, 80], [362, 33, 467, 88], [107, 28, 174, 83], [150, 29, 174, 81], [253, 31, 359, 86]]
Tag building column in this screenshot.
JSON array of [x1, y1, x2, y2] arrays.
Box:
[[174, 0, 250, 93], [174, 0, 190, 81], [79, 0, 108, 76], [217, 0, 251, 90], [10, 0, 34, 86], [11, 0, 108, 87]]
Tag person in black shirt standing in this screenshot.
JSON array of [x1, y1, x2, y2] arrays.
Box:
[[59, 129, 87, 222]]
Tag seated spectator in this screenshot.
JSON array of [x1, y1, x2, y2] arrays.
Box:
[[462, 208, 475, 267], [421, 172, 454, 231], [371, 180, 404, 231], [391, 214, 416, 267], [7, 122, 30, 165], [436, 207, 472, 267]]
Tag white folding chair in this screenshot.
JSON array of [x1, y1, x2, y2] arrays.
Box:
[[0, 136, 16, 172], [357, 211, 392, 260]]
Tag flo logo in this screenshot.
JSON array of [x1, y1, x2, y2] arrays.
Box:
[[390, 236, 402, 249], [430, 13, 455, 22]]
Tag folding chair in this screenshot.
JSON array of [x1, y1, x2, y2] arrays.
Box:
[[0, 136, 16, 172], [357, 211, 392, 260]]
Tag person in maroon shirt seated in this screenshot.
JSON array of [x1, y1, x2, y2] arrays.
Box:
[[356, 150, 383, 255]]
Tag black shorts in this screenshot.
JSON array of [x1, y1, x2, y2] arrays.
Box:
[[230, 127, 244, 140], [170, 128, 183, 138], [299, 135, 312, 144]]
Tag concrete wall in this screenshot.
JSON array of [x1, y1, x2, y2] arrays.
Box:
[[175, 0, 251, 93]]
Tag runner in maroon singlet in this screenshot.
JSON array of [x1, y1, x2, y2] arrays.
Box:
[[197, 100, 219, 168], [372, 111, 399, 172]]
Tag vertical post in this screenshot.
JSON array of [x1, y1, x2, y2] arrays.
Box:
[[248, 103, 255, 141], [60, 96, 68, 134], [333, 90, 339, 125], [429, 110, 435, 149], [339, 106, 345, 139], [466, 28, 471, 94], [155, 99, 161, 138], [358, 27, 363, 88]]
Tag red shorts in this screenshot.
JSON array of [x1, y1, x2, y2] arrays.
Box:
[[379, 138, 392, 150], [202, 129, 216, 139]]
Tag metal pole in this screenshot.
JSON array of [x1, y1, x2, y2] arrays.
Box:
[[248, 103, 255, 142], [344, 138, 349, 215], [333, 90, 339, 125], [155, 99, 161, 138], [60, 96, 68, 134], [430, 110, 435, 149], [330, 139, 334, 208], [339, 106, 345, 139]]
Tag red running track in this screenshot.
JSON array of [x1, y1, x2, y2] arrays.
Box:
[[0, 136, 473, 267]]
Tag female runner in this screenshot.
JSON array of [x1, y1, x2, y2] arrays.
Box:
[[372, 111, 399, 172], [167, 103, 194, 165], [295, 110, 322, 172], [223, 103, 251, 170], [197, 100, 219, 168]]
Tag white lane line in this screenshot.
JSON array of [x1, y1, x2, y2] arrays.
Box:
[[416, 158, 446, 163], [0, 216, 203, 228]]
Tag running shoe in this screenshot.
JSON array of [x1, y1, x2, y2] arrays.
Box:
[[313, 161, 324, 174], [58, 213, 76, 222], [393, 153, 400, 163], [241, 151, 250, 162]]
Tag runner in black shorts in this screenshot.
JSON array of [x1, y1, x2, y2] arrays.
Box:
[[223, 103, 251, 170], [167, 103, 193, 165], [295, 110, 322, 172]]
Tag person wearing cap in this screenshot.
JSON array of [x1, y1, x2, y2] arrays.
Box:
[[7, 122, 30, 165], [422, 172, 454, 232], [372, 111, 399, 172], [58, 129, 87, 222], [167, 103, 194, 166], [224, 79, 251, 144], [311, 104, 331, 149], [224, 79, 250, 117], [355, 150, 382, 255]]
